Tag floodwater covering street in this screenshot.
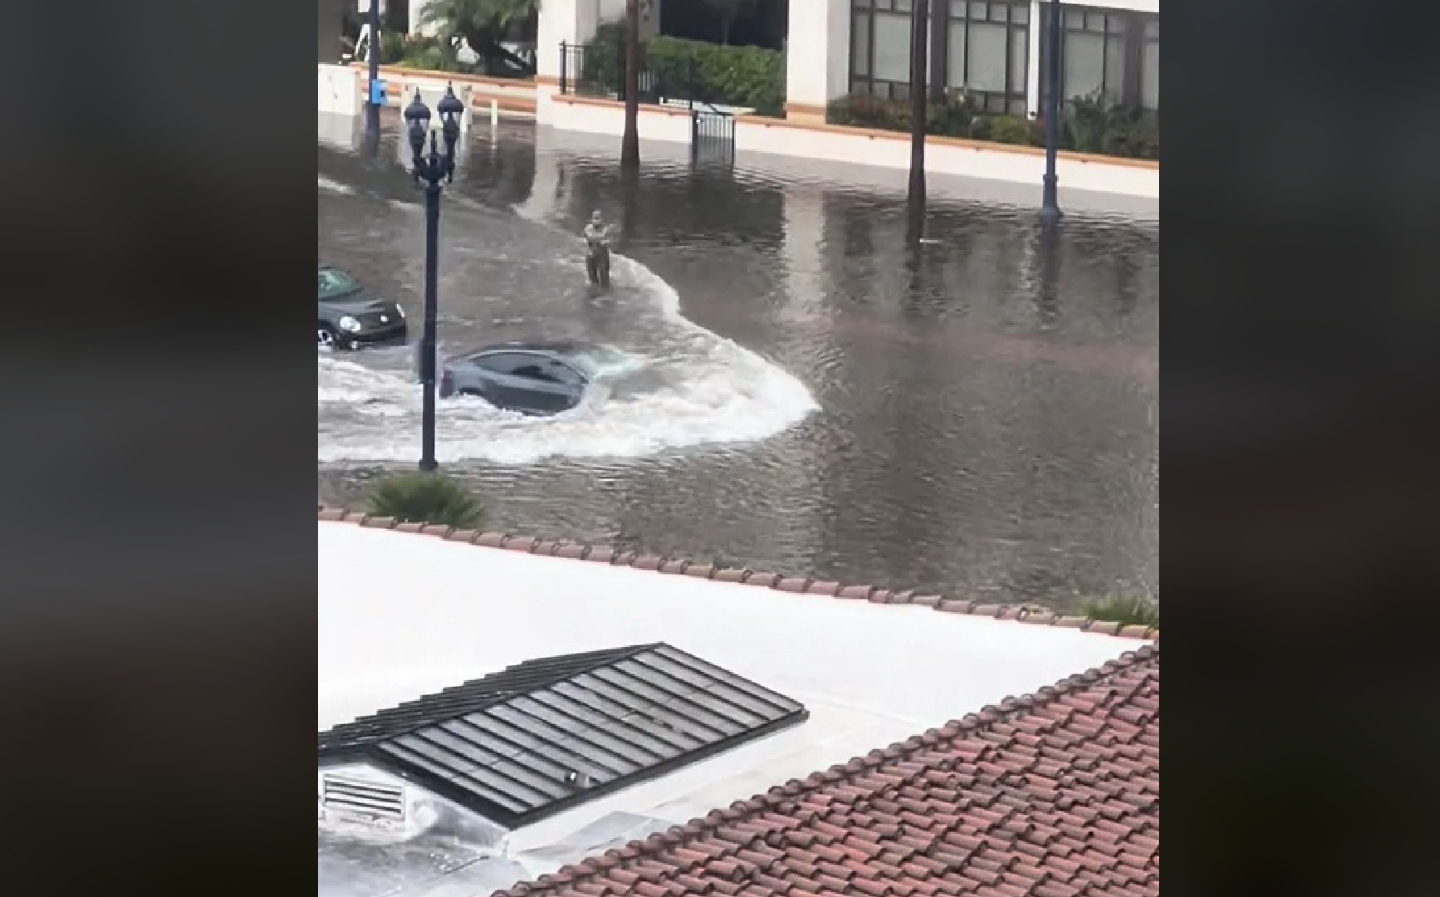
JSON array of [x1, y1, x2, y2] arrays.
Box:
[[317, 114, 1157, 605]]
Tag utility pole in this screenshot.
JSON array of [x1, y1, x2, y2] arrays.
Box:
[[905, 0, 930, 244], [620, 0, 641, 169]]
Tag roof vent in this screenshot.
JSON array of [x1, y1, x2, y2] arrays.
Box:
[[318, 643, 808, 828], [321, 772, 405, 822]]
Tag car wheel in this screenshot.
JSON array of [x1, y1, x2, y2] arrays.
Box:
[[318, 324, 343, 349]]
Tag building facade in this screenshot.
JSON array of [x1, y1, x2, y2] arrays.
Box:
[[789, 0, 1157, 121], [532, 0, 1155, 124], [348, 0, 1156, 125]]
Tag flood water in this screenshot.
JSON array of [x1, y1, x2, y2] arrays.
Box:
[[317, 114, 1158, 607]]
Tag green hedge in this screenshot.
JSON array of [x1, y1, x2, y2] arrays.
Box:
[[581, 24, 784, 118], [826, 92, 1159, 161]]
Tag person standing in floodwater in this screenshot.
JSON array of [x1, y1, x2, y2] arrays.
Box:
[[583, 210, 613, 289]]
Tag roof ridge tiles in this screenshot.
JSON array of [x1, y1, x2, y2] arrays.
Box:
[[319, 506, 1158, 642]]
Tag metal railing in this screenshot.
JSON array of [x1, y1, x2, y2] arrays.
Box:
[[690, 105, 736, 166], [558, 39, 713, 107], [559, 39, 737, 165]]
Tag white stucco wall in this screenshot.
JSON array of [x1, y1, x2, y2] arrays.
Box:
[[540, 97, 1157, 198], [785, 0, 850, 111]]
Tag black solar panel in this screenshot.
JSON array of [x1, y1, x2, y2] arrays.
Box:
[[317, 643, 808, 828]]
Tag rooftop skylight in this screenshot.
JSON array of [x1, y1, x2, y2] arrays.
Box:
[[317, 643, 809, 828]]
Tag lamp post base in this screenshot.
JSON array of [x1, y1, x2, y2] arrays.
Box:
[[1040, 175, 1063, 223]]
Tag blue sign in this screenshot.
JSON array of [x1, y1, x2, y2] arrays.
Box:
[[370, 80, 387, 106]]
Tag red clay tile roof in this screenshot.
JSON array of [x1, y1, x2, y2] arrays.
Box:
[[317, 508, 1158, 641], [489, 646, 1159, 897]]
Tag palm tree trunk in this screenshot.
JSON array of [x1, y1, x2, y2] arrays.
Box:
[[906, 0, 929, 244], [621, 0, 641, 169]]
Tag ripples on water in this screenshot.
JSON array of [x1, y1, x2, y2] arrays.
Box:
[[318, 117, 1157, 606]]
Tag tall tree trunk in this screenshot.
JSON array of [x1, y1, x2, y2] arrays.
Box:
[[928, 0, 946, 104], [906, 0, 929, 244], [621, 0, 641, 169]]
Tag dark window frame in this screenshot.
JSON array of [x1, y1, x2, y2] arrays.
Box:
[[942, 1, 1030, 115], [849, 0, 1030, 114], [1141, 17, 1159, 111], [1039, 5, 1159, 111]]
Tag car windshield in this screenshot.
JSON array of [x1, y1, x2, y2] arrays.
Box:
[[560, 345, 629, 379], [318, 268, 361, 301]]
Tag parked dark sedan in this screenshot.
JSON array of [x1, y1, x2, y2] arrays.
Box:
[[439, 340, 631, 416], [318, 264, 407, 349]]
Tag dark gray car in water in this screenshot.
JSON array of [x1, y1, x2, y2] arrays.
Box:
[[439, 340, 630, 416], [318, 264, 407, 349]]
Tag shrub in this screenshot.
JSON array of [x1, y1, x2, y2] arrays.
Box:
[[981, 114, 1042, 146], [828, 93, 911, 131], [1063, 92, 1159, 159], [367, 472, 485, 529], [580, 24, 785, 117], [1077, 594, 1159, 629], [379, 29, 409, 64], [649, 36, 784, 116], [579, 22, 625, 93], [828, 90, 1157, 160], [926, 94, 978, 137]]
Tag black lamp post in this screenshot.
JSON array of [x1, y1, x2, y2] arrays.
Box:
[[1040, 0, 1064, 222], [404, 85, 465, 473]]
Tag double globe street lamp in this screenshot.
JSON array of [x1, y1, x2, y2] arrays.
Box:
[[403, 85, 465, 472]]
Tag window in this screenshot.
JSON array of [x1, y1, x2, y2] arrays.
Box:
[[873, 12, 912, 84], [849, 0, 913, 100], [1141, 19, 1158, 110], [851, 1, 1028, 114], [318, 267, 360, 300], [474, 352, 542, 375], [512, 364, 563, 384], [946, 1, 1028, 115], [1039, 7, 1157, 111], [1061, 8, 1125, 103]]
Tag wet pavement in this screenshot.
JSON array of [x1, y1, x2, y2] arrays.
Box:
[[317, 114, 1158, 607]]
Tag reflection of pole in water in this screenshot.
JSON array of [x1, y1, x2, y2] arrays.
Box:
[[619, 165, 640, 249], [1034, 220, 1061, 327], [902, 233, 945, 318], [1113, 252, 1139, 317]]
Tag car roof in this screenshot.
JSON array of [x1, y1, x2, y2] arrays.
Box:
[[462, 339, 597, 360]]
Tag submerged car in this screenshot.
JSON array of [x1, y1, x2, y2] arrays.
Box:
[[439, 340, 631, 416], [318, 264, 407, 349]]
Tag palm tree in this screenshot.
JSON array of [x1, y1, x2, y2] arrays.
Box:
[[421, 0, 538, 76], [620, 0, 641, 168]]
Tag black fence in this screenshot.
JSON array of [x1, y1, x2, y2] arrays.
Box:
[[691, 108, 735, 166], [558, 39, 713, 108], [559, 38, 736, 165]]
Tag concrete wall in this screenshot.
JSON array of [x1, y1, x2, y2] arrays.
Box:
[[540, 93, 1158, 198], [319, 64, 363, 116], [373, 67, 538, 115]]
